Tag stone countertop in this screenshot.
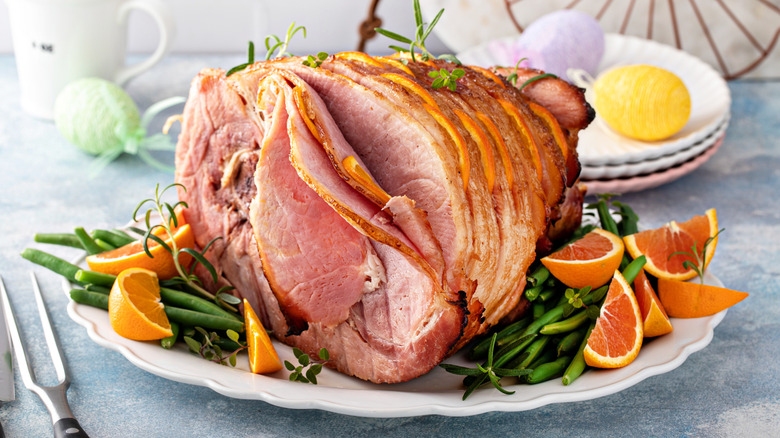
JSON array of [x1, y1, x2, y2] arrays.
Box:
[[0, 55, 777, 437]]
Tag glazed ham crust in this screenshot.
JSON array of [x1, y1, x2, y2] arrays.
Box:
[[175, 54, 591, 383]]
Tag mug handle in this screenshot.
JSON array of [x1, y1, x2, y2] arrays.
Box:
[[114, 0, 175, 86]]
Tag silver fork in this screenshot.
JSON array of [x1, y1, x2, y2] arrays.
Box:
[[0, 273, 89, 438]]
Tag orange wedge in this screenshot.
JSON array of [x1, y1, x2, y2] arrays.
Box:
[[624, 209, 719, 281], [86, 223, 195, 280], [657, 278, 748, 318], [108, 268, 172, 340], [634, 270, 673, 337], [541, 228, 625, 289], [244, 299, 283, 374], [584, 270, 643, 368]]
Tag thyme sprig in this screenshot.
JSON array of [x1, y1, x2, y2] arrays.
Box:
[[440, 333, 532, 400], [670, 229, 724, 283], [132, 183, 237, 312], [374, 0, 461, 65], [303, 51, 329, 68], [429, 67, 465, 91], [285, 347, 330, 384]]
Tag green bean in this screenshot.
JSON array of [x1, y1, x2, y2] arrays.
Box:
[[85, 284, 110, 295], [527, 264, 550, 288], [540, 309, 589, 335], [93, 239, 116, 252], [21, 248, 82, 283], [92, 229, 136, 248], [596, 198, 620, 236], [532, 302, 545, 319], [33, 233, 84, 249], [586, 285, 609, 305], [615, 201, 640, 237], [538, 288, 558, 303], [557, 328, 585, 357], [527, 347, 557, 370], [526, 356, 572, 384], [522, 304, 566, 336], [469, 316, 531, 359], [562, 322, 596, 386], [462, 334, 536, 389], [69, 289, 109, 310], [213, 337, 246, 352], [621, 255, 647, 284], [163, 306, 244, 332], [74, 227, 105, 255], [512, 335, 550, 370], [75, 270, 116, 288], [524, 284, 544, 301], [161, 322, 180, 349], [160, 287, 241, 322]]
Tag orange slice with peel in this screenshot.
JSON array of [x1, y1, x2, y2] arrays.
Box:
[[541, 228, 625, 289], [633, 270, 673, 337], [108, 267, 173, 341], [624, 209, 719, 281], [657, 278, 748, 318], [86, 223, 195, 280], [584, 270, 643, 368], [244, 299, 283, 374]]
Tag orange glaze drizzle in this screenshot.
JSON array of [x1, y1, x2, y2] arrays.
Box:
[[468, 65, 507, 88], [476, 112, 514, 188], [292, 86, 323, 144], [381, 73, 439, 109], [376, 57, 414, 75], [335, 51, 384, 68], [424, 104, 470, 190], [498, 99, 543, 184], [342, 156, 392, 205], [454, 109, 495, 193], [528, 101, 569, 160]]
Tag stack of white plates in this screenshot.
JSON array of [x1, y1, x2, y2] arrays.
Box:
[[458, 34, 731, 195]]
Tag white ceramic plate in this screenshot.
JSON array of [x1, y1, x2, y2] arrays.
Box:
[[457, 34, 731, 167], [582, 133, 724, 196], [62, 270, 726, 417], [580, 115, 729, 180]]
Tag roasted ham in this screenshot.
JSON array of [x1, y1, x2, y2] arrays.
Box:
[[175, 54, 591, 383]]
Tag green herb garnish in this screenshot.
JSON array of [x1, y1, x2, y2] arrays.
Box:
[[374, 0, 460, 65], [132, 183, 237, 312], [226, 41, 256, 77], [184, 327, 246, 366], [226, 22, 308, 76], [429, 67, 465, 91], [303, 51, 329, 68], [440, 333, 533, 400], [669, 229, 724, 283], [285, 347, 330, 384]]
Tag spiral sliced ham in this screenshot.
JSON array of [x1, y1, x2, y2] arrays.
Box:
[[175, 54, 591, 383]]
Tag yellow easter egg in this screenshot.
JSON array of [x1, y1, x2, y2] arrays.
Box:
[[594, 65, 691, 141]]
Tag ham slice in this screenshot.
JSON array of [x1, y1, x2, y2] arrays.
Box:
[[175, 54, 591, 383]]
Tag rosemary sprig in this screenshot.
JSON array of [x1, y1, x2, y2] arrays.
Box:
[[429, 67, 465, 91], [264, 22, 307, 60], [226, 22, 307, 76], [504, 58, 528, 86], [518, 73, 557, 91], [284, 347, 330, 384], [226, 41, 255, 77], [374, 0, 461, 65], [440, 333, 532, 400], [669, 229, 724, 283], [132, 183, 238, 312], [302, 51, 329, 68]]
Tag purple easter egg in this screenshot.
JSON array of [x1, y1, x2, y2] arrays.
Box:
[[513, 10, 605, 82]]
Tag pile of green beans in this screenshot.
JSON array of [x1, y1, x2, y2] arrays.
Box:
[[22, 227, 245, 352], [461, 197, 644, 391]]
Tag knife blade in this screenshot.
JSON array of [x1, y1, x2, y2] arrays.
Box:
[[0, 276, 16, 438]]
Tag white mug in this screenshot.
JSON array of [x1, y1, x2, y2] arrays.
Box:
[[4, 0, 175, 119]]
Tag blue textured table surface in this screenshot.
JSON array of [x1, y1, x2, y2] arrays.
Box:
[[0, 54, 777, 437]]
